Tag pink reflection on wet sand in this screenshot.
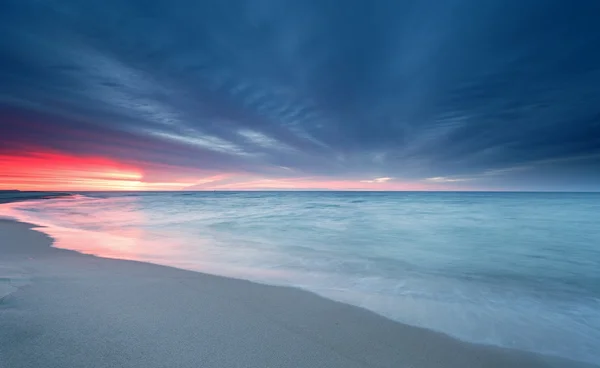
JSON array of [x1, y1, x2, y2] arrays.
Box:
[[1, 196, 170, 262]]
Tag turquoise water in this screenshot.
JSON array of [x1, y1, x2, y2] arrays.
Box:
[[2, 192, 599, 364]]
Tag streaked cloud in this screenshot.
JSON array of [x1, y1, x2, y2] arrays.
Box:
[[425, 177, 470, 183], [361, 177, 393, 183], [1, 0, 599, 190], [145, 130, 250, 156], [237, 129, 296, 152]]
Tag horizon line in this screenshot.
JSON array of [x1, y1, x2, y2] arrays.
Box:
[[2, 189, 600, 194]]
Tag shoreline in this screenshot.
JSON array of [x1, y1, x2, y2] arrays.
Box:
[[1, 218, 596, 367]]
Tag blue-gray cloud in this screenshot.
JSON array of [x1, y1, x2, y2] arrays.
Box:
[[1, 0, 599, 190]]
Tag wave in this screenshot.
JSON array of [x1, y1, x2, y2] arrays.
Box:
[[1, 192, 599, 364]]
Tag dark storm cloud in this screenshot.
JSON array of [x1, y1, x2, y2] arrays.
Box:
[[1, 0, 599, 188]]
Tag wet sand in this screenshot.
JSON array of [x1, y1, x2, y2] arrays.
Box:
[[0, 219, 595, 368]]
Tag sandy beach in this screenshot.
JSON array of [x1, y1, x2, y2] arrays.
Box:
[[0, 219, 595, 368]]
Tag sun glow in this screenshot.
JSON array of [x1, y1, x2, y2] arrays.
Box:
[[0, 150, 196, 191]]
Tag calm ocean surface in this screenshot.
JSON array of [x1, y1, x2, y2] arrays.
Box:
[[2, 192, 599, 363]]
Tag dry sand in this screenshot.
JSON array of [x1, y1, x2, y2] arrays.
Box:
[[0, 219, 596, 368]]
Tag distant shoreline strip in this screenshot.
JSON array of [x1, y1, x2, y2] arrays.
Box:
[[0, 191, 72, 204]]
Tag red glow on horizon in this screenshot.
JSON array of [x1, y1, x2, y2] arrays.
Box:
[[1, 149, 458, 191], [0, 149, 199, 191]]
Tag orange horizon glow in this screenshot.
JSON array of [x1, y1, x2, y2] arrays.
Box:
[[0, 150, 202, 191], [0, 149, 457, 191]]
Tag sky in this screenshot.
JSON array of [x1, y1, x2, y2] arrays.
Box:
[[1, 0, 599, 191]]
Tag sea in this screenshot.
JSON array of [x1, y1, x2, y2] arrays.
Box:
[[1, 191, 599, 364]]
